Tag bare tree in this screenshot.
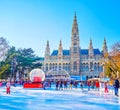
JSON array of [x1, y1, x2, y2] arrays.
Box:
[[0, 37, 9, 61], [110, 41, 120, 56]]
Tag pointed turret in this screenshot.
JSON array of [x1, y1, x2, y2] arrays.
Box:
[[102, 38, 108, 54], [45, 40, 50, 59], [71, 12, 80, 54], [72, 12, 79, 35], [89, 38, 94, 56], [89, 38, 93, 49], [88, 38, 94, 71], [58, 39, 63, 56], [70, 13, 80, 75]]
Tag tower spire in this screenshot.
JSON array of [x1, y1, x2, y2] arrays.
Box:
[[47, 40, 49, 47], [45, 40, 50, 58], [74, 11, 76, 18], [70, 13, 80, 75], [72, 12, 79, 34], [89, 38, 94, 56], [71, 13, 80, 53], [102, 37, 108, 54], [89, 38, 93, 49], [58, 39, 63, 56]]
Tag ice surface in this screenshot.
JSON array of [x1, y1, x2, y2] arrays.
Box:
[[0, 86, 120, 110]]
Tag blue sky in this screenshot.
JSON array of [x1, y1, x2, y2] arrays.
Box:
[[0, 0, 120, 57]]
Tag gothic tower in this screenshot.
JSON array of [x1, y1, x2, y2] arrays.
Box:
[[102, 38, 108, 55], [70, 13, 80, 75], [44, 40, 50, 71], [88, 38, 94, 71], [89, 38, 94, 56], [45, 40, 50, 60], [58, 40, 63, 59]]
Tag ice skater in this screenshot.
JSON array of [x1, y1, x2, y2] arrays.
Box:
[[104, 82, 109, 93], [114, 78, 119, 96], [95, 80, 100, 91], [69, 80, 73, 90], [6, 81, 11, 94]]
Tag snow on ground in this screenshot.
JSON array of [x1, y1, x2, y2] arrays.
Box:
[[0, 86, 120, 110]]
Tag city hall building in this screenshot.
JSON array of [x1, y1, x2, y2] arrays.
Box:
[[40, 14, 108, 79]]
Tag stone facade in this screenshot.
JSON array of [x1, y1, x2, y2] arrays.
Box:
[[40, 14, 108, 79]]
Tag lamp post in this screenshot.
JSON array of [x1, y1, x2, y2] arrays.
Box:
[[10, 60, 13, 82], [24, 67, 28, 81], [101, 57, 107, 82], [102, 63, 105, 79], [10, 57, 17, 82], [20, 64, 22, 79]]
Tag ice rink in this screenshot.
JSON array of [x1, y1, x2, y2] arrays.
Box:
[[0, 86, 120, 110]]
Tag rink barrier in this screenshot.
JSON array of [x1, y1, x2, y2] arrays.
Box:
[[23, 83, 43, 88]]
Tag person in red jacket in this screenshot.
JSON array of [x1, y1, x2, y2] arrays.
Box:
[[95, 80, 100, 91], [6, 81, 11, 94], [104, 82, 109, 93]]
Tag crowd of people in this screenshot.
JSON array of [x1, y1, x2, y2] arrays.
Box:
[[54, 80, 81, 90], [44, 78, 120, 97], [0, 78, 119, 96]]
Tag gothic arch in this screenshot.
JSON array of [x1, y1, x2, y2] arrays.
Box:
[[46, 68, 70, 80]]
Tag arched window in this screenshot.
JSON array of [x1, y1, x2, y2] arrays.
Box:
[[63, 63, 65, 69], [94, 63, 97, 70], [50, 63, 52, 69], [73, 47, 77, 53], [46, 63, 48, 71], [68, 63, 70, 69], [53, 63, 54, 69], [55, 63, 57, 69], [73, 62, 77, 70], [59, 63, 61, 69]]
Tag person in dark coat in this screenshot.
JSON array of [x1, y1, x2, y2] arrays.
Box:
[[56, 80, 59, 90], [114, 78, 119, 96], [64, 80, 68, 90], [59, 81, 63, 90]]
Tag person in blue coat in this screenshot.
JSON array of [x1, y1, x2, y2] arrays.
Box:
[[114, 78, 119, 96]]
